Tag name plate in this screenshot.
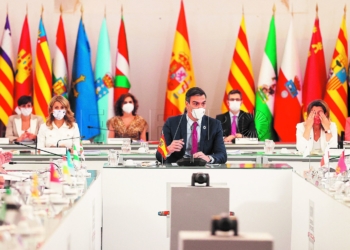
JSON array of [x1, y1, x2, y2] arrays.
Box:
[[107, 138, 131, 144], [0, 138, 9, 144], [40, 148, 67, 155], [235, 138, 259, 144]]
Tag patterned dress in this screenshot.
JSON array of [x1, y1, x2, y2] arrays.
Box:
[[107, 115, 148, 140]]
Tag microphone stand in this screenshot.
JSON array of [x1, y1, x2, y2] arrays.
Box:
[[9, 161, 62, 177], [56, 136, 85, 148], [14, 141, 64, 157]]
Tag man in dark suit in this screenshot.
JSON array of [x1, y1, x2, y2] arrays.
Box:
[[156, 87, 227, 164], [216, 89, 257, 142]]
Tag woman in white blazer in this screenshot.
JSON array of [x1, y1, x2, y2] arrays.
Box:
[[296, 100, 337, 154], [37, 96, 80, 151]]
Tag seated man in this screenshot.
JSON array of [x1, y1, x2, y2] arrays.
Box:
[[156, 87, 227, 164], [216, 89, 257, 142]]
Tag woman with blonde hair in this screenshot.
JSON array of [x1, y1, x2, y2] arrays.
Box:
[[296, 99, 337, 154], [37, 96, 80, 150]]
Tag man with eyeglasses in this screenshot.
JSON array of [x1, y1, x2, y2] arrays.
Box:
[[156, 87, 227, 164], [216, 89, 257, 142]]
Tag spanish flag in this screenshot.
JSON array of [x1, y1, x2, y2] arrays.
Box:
[[157, 134, 168, 159], [164, 0, 195, 121]]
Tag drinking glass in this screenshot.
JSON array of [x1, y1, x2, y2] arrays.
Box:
[[264, 139, 275, 154], [108, 149, 120, 166], [141, 142, 149, 153], [121, 139, 131, 154]]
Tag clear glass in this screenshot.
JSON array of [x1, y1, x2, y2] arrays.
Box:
[[121, 139, 131, 154], [108, 149, 119, 166], [141, 142, 149, 153], [264, 139, 275, 154]]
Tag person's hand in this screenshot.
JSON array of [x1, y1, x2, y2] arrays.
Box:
[[235, 133, 243, 138], [193, 151, 210, 162], [224, 135, 235, 142], [25, 132, 36, 141], [319, 112, 331, 130], [16, 133, 27, 142], [0, 166, 7, 174], [0, 176, 4, 189], [167, 139, 184, 154], [305, 111, 315, 129]]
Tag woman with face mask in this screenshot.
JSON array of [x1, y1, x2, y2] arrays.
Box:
[[296, 100, 337, 154], [107, 93, 148, 141], [5, 96, 44, 142], [37, 96, 80, 150]]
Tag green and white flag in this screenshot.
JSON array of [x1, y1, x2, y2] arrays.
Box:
[[73, 144, 81, 169], [254, 14, 277, 140]]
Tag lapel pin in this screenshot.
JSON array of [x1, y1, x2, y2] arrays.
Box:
[[203, 126, 206, 129]]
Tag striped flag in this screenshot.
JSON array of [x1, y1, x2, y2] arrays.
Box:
[[324, 14, 348, 136], [14, 15, 32, 106], [302, 12, 327, 120], [53, 14, 68, 98], [164, 0, 196, 121], [274, 19, 302, 142], [0, 15, 14, 126], [254, 13, 277, 141], [33, 17, 52, 121], [114, 11, 130, 102], [94, 18, 113, 144], [222, 15, 255, 114]]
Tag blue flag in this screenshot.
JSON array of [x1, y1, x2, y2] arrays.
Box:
[[69, 18, 99, 139]]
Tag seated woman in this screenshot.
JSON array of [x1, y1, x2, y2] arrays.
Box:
[[296, 100, 337, 154], [107, 93, 148, 141], [37, 96, 80, 150], [5, 95, 44, 142]]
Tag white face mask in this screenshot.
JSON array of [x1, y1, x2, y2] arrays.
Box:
[[229, 101, 241, 112], [20, 107, 32, 116], [52, 109, 66, 120], [122, 103, 134, 114], [191, 108, 205, 120]]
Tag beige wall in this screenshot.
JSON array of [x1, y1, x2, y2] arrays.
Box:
[[2, 0, 349, 140]]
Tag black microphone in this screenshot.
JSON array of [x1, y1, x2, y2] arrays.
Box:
[[87, 126, 114, 131], [56, 136, 85, 148], [14, 141, 64, 157]]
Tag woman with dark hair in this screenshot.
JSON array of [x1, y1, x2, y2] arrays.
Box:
[[5, 95, 44, 142], [107, 93, 148, 141], [296, 99, 337, 154], [37, 96, 80, 150]]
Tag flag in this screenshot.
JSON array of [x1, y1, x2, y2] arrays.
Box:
[[14, 15, 32, 106], [254, 13, 277, 140], [222, 15, 255, 114], [157, 134, 168, 159], [0, 15, 14, 127], [53, 14, 68, 98], [324, 14, 348, 136], [73, 144, 81, 169], [335, 150, 347, 174], [62, 156, 71, 183], [302, 13, 327, 120], [94, 18, 113, 143], [66, 150, 74, 169], [31, 173, 40, 198], [50, 163, 60, 183], [69, 18, 99, 139], [33, 17, 52, 121], [114, 11, 130, 102], [274, 19, 302, 142], [80, 140, 85, 161], [164, 0, 196, 121], [320, 150, 329, 167]]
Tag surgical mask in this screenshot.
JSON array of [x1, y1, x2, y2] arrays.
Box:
[[229, 101, 241, 112], [20, 107, 32, 116], [122, 103, 134, 114], [191, 108, 205, 120], [52, 109, 66, 120]]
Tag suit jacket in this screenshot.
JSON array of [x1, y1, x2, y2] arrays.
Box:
[[5, 114, 44, 142], [216, 111, 257, 140], [156, 114, 227, 164]]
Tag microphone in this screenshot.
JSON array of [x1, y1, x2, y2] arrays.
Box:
[[9, 161, 62, 178], [56, 136, 85, 148], [14, 141, 64, 157], [87, 126, 114, 131]]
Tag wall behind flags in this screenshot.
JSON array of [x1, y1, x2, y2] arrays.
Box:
[[0, 0, 348, 140]]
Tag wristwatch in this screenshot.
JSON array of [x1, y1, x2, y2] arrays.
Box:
[[325, 129, 331, 134]]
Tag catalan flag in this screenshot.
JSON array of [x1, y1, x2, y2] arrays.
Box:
[[53, 14, 68, 98], [157, 134, 168, 159], [164, 0, 196, 121], [14, 15, 32, 106], [222, 15, 255, 114], [324, 13, 348, 136], [0, 15, 14, 126], [114, 9, 130, 103], [274, 19, 302, 142], [302, 10, 327, 120], [33, 17, 52, 121]]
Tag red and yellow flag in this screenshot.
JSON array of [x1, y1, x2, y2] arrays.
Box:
[[222, 15, 255, 113], [33, 17, 52, 121], [302, 12, 327, 120], [157, 134, 168, 159], [164, 0, 195, 121], [324, 13, 348, 136], [14, 15, 32, 105]]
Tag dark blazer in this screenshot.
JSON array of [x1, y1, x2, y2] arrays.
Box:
[[216, 111, 257, 140], [156, 114, 227, 164]]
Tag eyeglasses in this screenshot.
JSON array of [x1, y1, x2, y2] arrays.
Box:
[[228, 99, 241, 101]]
